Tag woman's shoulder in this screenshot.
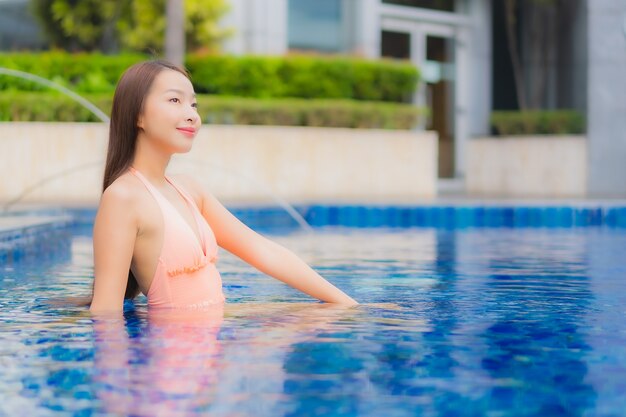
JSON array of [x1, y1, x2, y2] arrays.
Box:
[[170, 173, 210, 204], [101, 172, 145, 206], [95, 172, 146, 227]]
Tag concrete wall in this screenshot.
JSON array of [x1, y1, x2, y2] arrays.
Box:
[[0, 123, 438, 205], [467, 136, 587, 197], [587, 0, 626, 196]]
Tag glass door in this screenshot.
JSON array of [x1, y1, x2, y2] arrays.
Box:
[[380, 17, 459, 179], [424, 34, 456, 178]]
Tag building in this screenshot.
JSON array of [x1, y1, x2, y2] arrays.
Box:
[[2, 0, 625, 196], [222, 0, 626, 196]]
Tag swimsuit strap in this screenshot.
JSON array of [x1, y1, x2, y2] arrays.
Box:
[[128, 167, 168, 207], [129, 167, 207, 251]]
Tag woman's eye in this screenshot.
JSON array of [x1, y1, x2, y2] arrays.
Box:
[[169, 98, 180, 103], [191, 102, 198, 108]]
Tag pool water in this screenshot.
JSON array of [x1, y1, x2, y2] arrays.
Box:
[[1, 225, 626, 416]]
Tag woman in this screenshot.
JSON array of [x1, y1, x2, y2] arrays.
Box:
[[89, 60, 357, 313]]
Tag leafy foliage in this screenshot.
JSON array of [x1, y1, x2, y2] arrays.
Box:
[[29, 0, 230, 52], [186, 55, 419, 102], [0, 52, 419, 102], [0, 91, 425, 129], [490, 111, 585, 136]]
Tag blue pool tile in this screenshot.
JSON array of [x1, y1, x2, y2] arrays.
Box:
[[513, 207, 530, 227], [441, 207, 456, 228], [367, 207, 385, 228], [398, 208, 412, 227], [558, 207, 574, 227], [591, 208, 603, 226], [385, 207, 402, 228], [455, 207, 473, 228], [474, 207, 486, 227], [529, 208, 543, 227], [544, 207, 560, 227], [604, 208, 618, 226], [336, 206, 356, 227], [484, 208, 504, 227], [327, 206, 339, 225], [358, 206, 373, 227], [618, 208, 626, 227], [305, 205, 326, 227], [502, 207, 515, 226]]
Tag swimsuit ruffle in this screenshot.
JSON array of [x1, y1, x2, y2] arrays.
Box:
[[167, 255, 218, 277]]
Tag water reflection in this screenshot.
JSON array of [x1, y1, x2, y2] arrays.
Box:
[[281, 230, 458, 415], [92, 303, 359, 416], [93, 306, 224, 416], [479, 231, 596, 415], [3, 228, 624, 416]]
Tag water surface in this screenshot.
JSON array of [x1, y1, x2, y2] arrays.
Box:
[[1, 226, 625, 416]]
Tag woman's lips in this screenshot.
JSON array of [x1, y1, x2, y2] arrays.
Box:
[[177, 127, 196, 137]]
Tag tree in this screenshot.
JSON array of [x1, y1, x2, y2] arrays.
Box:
[[30, 0, 230, 54], [31, 0, 124, 51], [165, 0, 185, 67], [112, 0, 231, 54]]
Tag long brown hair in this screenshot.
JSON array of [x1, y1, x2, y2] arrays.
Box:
[[103, 60, 190, 300]]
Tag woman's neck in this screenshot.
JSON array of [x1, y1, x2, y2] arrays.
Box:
[[132, 137, 171, 185]]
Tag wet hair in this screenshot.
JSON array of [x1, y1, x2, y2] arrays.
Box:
[[103, 60, 190, 300]]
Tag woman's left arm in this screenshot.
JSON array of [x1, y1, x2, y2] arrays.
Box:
[[191, 182, 357, 305]]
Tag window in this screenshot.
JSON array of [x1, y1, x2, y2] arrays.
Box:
[[288, 0, 343, 52], [0, 0, 47, 50], [382, 0, 455, 13], [381, 31, 411, 60]]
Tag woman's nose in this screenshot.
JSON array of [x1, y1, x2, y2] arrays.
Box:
[[186, 109, 199, 123]]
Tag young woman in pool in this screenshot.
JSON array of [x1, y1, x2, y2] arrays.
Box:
[[89, 60, 357, 313]]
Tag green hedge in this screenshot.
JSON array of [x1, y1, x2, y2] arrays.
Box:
[[186, 55, 419, 102], [0, 91, 112, 122], [0, 52, 145, 93], [198, 96, 424, 129], [491, 110, 585, 136], [0, 91, 425, 129], [0, 52, 419, 102]]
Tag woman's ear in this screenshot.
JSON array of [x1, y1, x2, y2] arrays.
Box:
[[137, 115, 144, 130]]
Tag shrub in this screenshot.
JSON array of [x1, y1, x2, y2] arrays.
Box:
[[0, 52, 419, 102], [0, 91, 111, 122], [0, 52, 145, 93], [187, 54, 419, 102], [490, 110, 585, 136], [0, 91, 425, 129]]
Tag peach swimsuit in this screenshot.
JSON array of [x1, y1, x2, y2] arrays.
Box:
[[129, 167, 225, 309]]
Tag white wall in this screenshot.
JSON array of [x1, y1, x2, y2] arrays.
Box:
[[467, 136, 587, 197], [0, 123, 438, 204]]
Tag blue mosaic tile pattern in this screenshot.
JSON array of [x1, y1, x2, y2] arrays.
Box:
[[63, 204, 626, 230], [0, 215, 73, 264], [1, 204, 625, 265], [242, 204, 626, 229]]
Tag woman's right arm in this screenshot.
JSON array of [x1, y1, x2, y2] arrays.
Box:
[[90, 185, 138, 314]]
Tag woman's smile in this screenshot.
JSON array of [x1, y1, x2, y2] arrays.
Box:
[[177, 126, 197, 137]]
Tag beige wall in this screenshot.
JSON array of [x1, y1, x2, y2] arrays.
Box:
[[467, 136, 587, 197], [0, 123, 438, 205]]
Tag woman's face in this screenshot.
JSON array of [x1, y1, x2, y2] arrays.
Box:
[[137, 69, 200, 154]]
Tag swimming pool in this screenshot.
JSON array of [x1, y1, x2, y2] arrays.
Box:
[[1, 207, 626, 416]]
